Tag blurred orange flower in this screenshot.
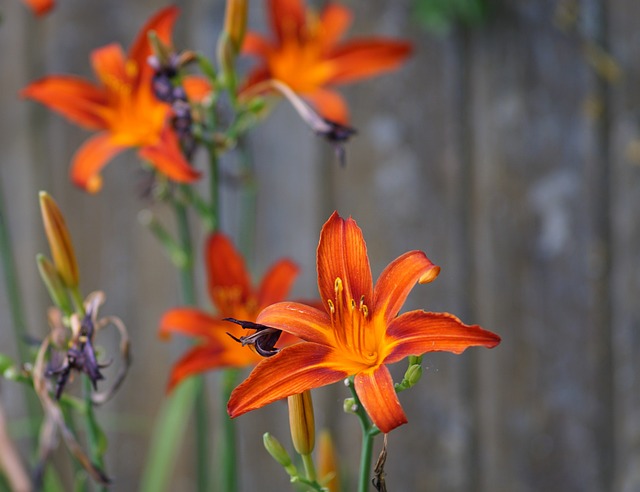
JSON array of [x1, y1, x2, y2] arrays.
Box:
[[242, 0, 412, 123], [21, 6, 203, 193], [22, 0, 54, 16], [159, 232, 299, 392], [228, 212, 501, 433]]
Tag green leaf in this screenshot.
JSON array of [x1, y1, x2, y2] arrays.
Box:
[[139, 377, 200, 492]]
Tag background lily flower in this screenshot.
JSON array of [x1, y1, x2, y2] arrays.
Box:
[[228, 212, 501, 433], [22, 0, 54, 16], [21, 6, 203, 193], [241, 0, 412, 123], [159, 232, 299, 392]]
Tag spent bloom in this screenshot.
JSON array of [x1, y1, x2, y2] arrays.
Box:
[[241, 0, 412, 123], [228, 212, 501, 433], [159, 232, 299, 391], [21, 6, 203, 193]]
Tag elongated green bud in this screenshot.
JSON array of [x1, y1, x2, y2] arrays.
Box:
[[263, 433, 297, 476], [37, 254, 73, 314]]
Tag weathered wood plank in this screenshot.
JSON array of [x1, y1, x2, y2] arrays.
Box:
[[2, 0, 637, 490], [608, 0, 640, 490], [470, 2, 601, 491]]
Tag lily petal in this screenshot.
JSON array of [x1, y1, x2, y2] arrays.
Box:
[[257, 260, 299, 309], [384, 311, 501, 365], [269, 0, 306, 44], [128, 6, 180, 74], [167, 344, 250, 392], [374, 250, 440, 324], [20, 76, 108, 130], [257, 301, 334, 346], [328, 39, 413, 85], [206, 233, 252, 310], [304, 89, 349, 124], [319, 4, 352, 50], [242, 33, 273, 58], [70, 133, 127, 193], [91, 44, 130, 88], [137, 127, 201, 183], [228, 343, 347, 418], [159, 308, 222, 341], [317, 212, 373, 310], [183, 76, 213, 103], [354, 365, 407, 433]]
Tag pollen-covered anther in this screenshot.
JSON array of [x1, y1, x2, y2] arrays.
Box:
[[327, 299, 335, 314], [334, 277, 343, 297], [361, 304, 369, 318]]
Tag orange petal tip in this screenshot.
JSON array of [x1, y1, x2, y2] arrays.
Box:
[[418, 265, 440, 284]]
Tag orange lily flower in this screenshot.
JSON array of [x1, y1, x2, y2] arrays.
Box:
[[242, 0, 412, 123], [159, 232, 299, 392], [21, 6, 203, 193], [22, 0, 54, 16], [228, 212, 501, 433]]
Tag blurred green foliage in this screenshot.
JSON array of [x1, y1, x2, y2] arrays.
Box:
[[413, 0, 489, 34]]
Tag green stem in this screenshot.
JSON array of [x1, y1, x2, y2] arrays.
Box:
[[82, 376, 106, 492], [301, 453, 316, 483], [173, 196, 196, 306], [172, 196, 210, 492], [346, 378, 379, 492], [219, 369, 239, 492], [139, 379, 199, 492], [236, 135, 257, 261], [0, 181, 41, 445], [0, 185, 30, 366], [206, 144, 219, 234], [358, 430, 375, 492]]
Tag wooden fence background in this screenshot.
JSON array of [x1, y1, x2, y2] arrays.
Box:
[[1, 0, 639, 490]]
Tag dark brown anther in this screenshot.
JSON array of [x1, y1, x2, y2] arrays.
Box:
[[316, 118, 357, 167]]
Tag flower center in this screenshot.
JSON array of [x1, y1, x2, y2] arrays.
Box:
[[327, 277, 378, 366], [213, 286, 257, 320]]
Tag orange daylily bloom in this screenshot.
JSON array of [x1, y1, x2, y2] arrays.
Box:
[[21, 6, 204, 193], [228, 212, 501, 434], [159, 232, 299, 392], [242, 0, 412, 123], [22, 0, 54, 16]]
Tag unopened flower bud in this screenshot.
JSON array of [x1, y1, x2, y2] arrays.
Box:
[[288, 390, 315, 456], [217, 32, 237, 89], [343, 397, 357, 414], [404, 363, 423, 387], [222, 0, 248, 53], [263, 432, 296, 475], [37, 254, 73, 314], [318, 430, 340, 492], [39, 191, 79, 288]]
